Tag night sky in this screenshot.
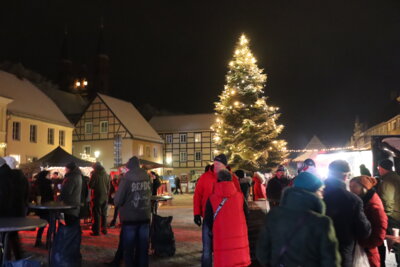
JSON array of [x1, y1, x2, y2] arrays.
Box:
[[1, 0, 400, 148]]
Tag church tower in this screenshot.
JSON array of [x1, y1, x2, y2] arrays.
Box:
[[58, 29, 74, 92], [92, 21, 110, 96]]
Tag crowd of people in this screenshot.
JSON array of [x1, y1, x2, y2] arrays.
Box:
[[194, 154, 400, 267], [2, 150, 400, 267]]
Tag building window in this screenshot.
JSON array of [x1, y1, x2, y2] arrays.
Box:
[[180, 151, 187, 162], [166, 151, 172, 164], [195, 151, 202, 161], [180, 133, 187, 143], [153, 147, 158, 158], [195, 133, 202, 143], [100, 121, 108, 133], [47, 128, 54, 145], [166, 134, 173, 144], [83, 145, 91, 155], [12, 122, 20, 141], [29, 125, 37, 143], [146, 146, 151, 157], [85, 122, 93, 134], [138, 144, 144, 156], [59, 130, 65, 146]]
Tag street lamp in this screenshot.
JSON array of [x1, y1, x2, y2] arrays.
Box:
[[94, 150, 100, 159]]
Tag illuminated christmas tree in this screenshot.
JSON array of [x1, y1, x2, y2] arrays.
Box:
[[212, 34, 287, 171]]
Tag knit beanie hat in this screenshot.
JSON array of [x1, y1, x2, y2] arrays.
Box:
[[276, 165, 286, 172], [329, 160, 351, 173], [379, 159, 393, 171], [65, 161, 77, 170], [351, 176, 377, 190], [214, 154, 227, 166], [294, 172, 323, 193]]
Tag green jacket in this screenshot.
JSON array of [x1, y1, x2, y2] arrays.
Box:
[[256, 187, 341, 267], [378, 171, 400, 221], [89, 166, 110, 203]]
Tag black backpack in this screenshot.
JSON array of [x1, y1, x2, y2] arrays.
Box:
[[151, 214, 176, 257]]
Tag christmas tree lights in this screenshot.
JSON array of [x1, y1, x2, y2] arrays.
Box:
[[212, 34, 287, 171]]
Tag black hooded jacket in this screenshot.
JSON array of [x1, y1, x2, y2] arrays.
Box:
[[114, 157, 151, 223]]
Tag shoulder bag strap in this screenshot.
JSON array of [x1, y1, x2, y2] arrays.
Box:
[[277, 213, 310, 266], [213, 197, 228, 220]]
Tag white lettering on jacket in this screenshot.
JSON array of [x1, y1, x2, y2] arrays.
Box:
[[131, 181, 151, 192]]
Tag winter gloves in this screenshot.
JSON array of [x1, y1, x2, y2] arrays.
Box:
[[194, 215, 202, 227]]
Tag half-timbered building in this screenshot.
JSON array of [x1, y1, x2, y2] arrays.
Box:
[[73, 93, 163, 171], [149, 113, 216, 181]]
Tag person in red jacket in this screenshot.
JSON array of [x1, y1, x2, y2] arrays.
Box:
[[194, 154, 228, 267], [350, 176, 388, 267], [204, 169, 250, 267], [252, 172, 266, 200]]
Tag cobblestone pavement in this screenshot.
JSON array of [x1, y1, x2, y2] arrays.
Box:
[[16, 194, 397, 266]]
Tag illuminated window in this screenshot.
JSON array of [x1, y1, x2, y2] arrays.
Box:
[[12, 122, 20, 141], [195, 133, 202, 143], [138, 144, 144, 156], [166, 134, 173, 144], [59, 130, 65, 146], [29, 125, 37, 143], [166, 152, 172, 164], [179, 134, 187, 143], [100, 121, 108, 133], [180, 152, 187, 162], [195, 151, 202, 161], [47, 128, 54, 145], [83, 145, 91, 155], [85, 122, 93, 134]]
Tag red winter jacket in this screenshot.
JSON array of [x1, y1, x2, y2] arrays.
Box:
[[193, 169, 241, 217], [207, 181, 251, 267], [359, 192, 388, 267]]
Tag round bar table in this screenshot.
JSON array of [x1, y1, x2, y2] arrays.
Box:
[[29, 201, 78, 265], [0, 217, 47, 266], [150, 195, 173, 215]]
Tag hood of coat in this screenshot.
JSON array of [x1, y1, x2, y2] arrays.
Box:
[[65, 165, 82, 178], [127, 157, 140, 170], [280, 187, 325, 214], [214, 181, 238, 198]]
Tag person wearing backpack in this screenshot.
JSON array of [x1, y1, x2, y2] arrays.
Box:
[[203, 169, 250, 267], [257, 172, 341, 267]]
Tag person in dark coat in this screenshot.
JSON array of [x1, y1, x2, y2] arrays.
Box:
[[59, 162, 82, 226], [266, 165, 291, 207], [114, 156, 152, 267], [174, 176, 183, 194], [0, 157, 29, 260], [257, 172, 341, 267], [89, 162, 110, 236], [235, 169, 252, 203], [376, 159, 400, 266], [34, 170, 53, 247], [350, 176, 388, 267], [323, 160, 371, 267]]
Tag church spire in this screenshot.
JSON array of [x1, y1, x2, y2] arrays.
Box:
[[58, 27, 74, 92], [92, 18, 110, 95]]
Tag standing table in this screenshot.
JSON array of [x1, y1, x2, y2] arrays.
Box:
[[150, 195, 173, 215], [0, 217, 47, 266], [29, 202, 78, 265]]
